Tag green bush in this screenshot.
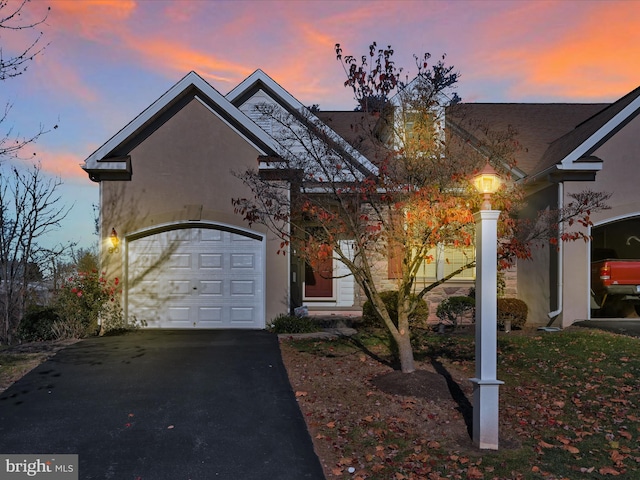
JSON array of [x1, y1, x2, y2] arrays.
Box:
[[268, 314, 321, 334], [361, 291, 429, 328], [497, 297, 528, 329], [436, 296, 476, 328], [17, 307, 60, 342]]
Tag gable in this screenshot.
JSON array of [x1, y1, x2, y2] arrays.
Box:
[[588, 113, 640, 207], [536, 86, 640, 176], [227, 69, 379, 177], [107, 97, 265, 221], [131, 97, 265, 178], [83, 71, 280, 182]]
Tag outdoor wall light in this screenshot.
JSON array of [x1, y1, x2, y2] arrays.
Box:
[[472, 163, 502, 210], [109, 228, 120, 254]]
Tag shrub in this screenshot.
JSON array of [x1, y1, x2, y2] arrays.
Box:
[[17, 307, 60, 342], [497, 297, 528, 329], [50, 317, 88, 340], [53, 270, 123, 338], [361, 291, 429, 329], [100, 303, 146, 336], [268, 314, 321, 334], [436, 296, 476, 328]]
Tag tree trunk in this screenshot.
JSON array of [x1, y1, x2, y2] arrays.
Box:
[[396, 330, 415, 373]]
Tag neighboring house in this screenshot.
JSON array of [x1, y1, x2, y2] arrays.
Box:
[[82, 70, 640, 329]]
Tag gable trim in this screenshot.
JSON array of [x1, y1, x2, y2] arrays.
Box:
[[559, 94, 640, 170], [228, 69, 379, 177], [83, 71, 280, 173]]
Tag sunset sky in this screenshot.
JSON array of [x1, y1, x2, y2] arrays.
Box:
[[3, 0, 640, 250]]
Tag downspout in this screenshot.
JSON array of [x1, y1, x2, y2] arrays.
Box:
[[548, 182, 563, 322]]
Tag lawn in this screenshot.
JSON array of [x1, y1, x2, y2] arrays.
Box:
[[279, 326, 640, 479], [0, 340, 76, 393]]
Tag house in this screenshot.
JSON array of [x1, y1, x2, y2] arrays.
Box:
[[82, 70, 640, 329]]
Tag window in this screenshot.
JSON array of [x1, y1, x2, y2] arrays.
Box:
[[389, 243, 475, 281], [417, 244, 475, 280]]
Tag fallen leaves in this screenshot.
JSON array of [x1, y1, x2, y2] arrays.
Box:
[[280, 330, 640, 479], [599, 466, 622, 476], [563, 444, 580, 455]]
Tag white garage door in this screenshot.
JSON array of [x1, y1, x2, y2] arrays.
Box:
[[127, 227, 264, 329]]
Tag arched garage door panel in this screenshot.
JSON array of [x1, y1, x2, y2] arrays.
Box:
[[127, 227, 264, 329]]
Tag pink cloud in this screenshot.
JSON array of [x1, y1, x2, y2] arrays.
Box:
[[5, 0, 139, 106], [50, 0, 137, 42], [36, 148, 88, 182], [125, 38, 254, 84], [33, 57, 99, 104], [478, 1, 640, 100]]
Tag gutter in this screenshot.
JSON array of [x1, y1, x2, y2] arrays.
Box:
[[548, 182, 563, 321]]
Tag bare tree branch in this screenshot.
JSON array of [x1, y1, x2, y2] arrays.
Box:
[[0, 163, 72, 343], [0, 0, 50, 81]]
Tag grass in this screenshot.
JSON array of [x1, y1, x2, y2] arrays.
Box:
[[494, 330, 640, 478], [0, 350, 50, 393], [285, 327, 640, 479]]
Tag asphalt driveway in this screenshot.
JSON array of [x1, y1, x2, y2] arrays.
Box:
[[0, 330, 325, 479], [574, 319, 640, 338]]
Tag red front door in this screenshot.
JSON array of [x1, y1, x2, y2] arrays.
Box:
[[304, 255, 333, 298]]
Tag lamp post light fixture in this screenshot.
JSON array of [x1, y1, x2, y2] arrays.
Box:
[[473, 163, 502, 210], [471, 163, 503, 450]]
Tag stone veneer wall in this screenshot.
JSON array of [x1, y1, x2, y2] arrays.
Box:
[[371, 265, 518, 325]]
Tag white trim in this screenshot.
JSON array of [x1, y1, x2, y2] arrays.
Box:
[[559, 95, 640, 169], [548, 182, 563, 319], [592, 211, 640, 227], [126, 220, 265, 242], [227, 69, 301, 109]]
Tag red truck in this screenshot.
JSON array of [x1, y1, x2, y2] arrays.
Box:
[[591, 248, 640, 316]]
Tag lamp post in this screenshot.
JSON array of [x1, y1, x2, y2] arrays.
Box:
[[471, 163, 503, 450]]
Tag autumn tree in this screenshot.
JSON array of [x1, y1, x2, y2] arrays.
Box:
[[233, 43, 609, 373]]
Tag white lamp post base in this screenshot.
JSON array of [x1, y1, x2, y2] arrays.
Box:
[[470, 378, 504, 449]]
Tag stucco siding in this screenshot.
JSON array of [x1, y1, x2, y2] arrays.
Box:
[[101, 98, 288, 325], [590, 115, 640, 226], [562, 115, 640, 325], [561, 181, 591, 326], [517, 185, 557, 326]]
